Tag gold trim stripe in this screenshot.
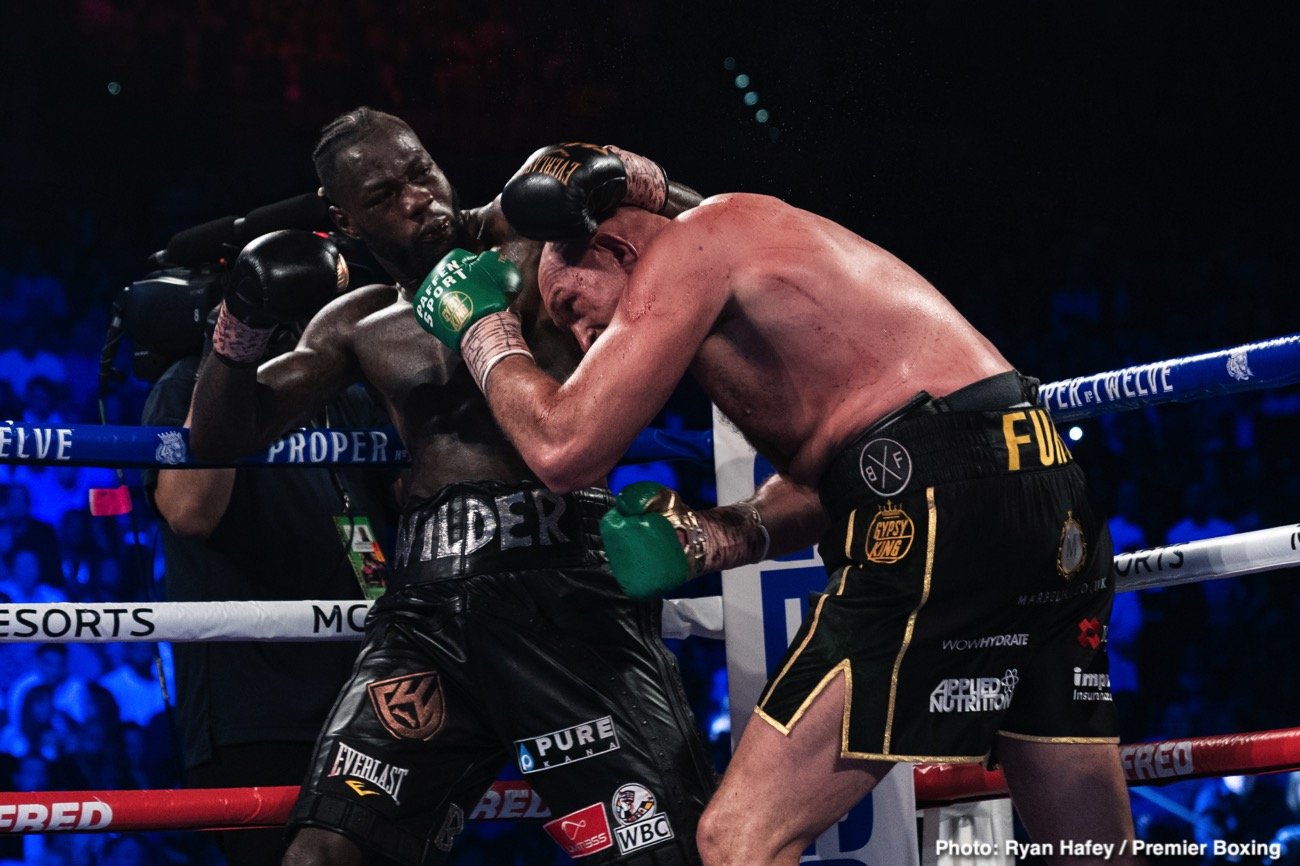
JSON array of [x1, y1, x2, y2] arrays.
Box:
[[756, 569, 845, 710], [882, 486, 937, 754], [841, 749, 988, 763], [844, 509, 857, 561], [997, 730, 1121, 745], [782, 660, 852, 734]]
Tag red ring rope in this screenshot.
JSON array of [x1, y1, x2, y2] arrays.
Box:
[[4, 730, 1299, 833], [914, 726, 1300, 807]]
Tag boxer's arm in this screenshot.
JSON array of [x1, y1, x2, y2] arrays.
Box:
[[662, 179, 703, 217], [481, 222, 727, 491], [189, 292, 367, 462], [152, 397, 235, 537], [748, 474, 828, 558], [601, 474, 823, 599]]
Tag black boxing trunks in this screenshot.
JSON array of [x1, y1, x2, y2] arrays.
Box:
[[289, 481, 715, 865], [757, 372, 1119, 763]]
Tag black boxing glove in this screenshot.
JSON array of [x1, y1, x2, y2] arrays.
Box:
[[501, 143, 668, 241], [212, 229, 349, 365]]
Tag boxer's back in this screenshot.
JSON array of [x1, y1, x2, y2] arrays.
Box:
[[664, 194, 1012, 482]]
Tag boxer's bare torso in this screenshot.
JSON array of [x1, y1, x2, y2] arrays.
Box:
[[534, 193, 1012, 486]]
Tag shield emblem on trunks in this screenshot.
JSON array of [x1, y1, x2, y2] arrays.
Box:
[[368, 672, 445, 740]]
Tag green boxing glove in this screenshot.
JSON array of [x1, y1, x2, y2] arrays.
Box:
[[601, 482, 705, 599], [413, 248, 522, 350]]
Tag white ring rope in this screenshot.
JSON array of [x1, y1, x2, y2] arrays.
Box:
[[1114, 522, 1300, 593], [3, 524, 1294, 644], [0, 596, 725, 643]]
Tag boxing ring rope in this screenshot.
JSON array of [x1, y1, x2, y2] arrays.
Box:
[[2, 331, 1298, 468], [0, 781, 546, 833], [1, 331, 1297, 837], [913, 728, 1300, 809], [0, 423, 711, 468], [0, 596, 727, 642], [1, 522, 1296, 645], [7, 727, 1300, 834]]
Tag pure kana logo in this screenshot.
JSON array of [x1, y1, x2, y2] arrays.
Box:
[[516, 715, 619, 774]]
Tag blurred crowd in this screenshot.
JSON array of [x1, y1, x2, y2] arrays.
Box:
[[2, 1, 1299, 864]]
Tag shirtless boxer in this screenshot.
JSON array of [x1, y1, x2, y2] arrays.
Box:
[[414, 143, 1137, 866], [187, 113, 715, 865]]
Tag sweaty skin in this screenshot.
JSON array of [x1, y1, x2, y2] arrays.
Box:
[[487, 193, 1013, 491], [188, 119, 580, 498], [479, 194, 1137, 866], [188, 119, 710, 866]]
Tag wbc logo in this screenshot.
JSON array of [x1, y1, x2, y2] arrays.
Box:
[[610, 783, 675, 855]]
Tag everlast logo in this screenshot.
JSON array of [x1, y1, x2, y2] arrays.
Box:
[[328, 742, 411, 805], [1000, 408, 1072, 472], [395, 491, 572, 568], [367, 672, 445, 741], [526, 145, 606, 185], [864, 501, 915, 564], [516, 716, 620, 774]]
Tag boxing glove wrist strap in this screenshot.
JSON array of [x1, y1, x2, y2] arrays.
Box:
[[608, 146, 668, 214], [462, 311, 534, 392], [211, 303, 274, 366], [699, 502, 771, 573]]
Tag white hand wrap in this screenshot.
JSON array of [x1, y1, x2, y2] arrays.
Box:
[[608, 146, 668, 214], [461, 310, 533, 392], [211, 302, 274, 366]]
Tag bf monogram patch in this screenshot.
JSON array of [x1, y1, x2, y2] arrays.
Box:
[[858, 438, 912, 497], [367, 672, 445, 740]]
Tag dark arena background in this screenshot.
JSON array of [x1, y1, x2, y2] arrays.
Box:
[[2, 2, 1299, 864]]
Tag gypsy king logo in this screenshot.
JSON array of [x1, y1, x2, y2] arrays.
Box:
[[1057, 512, 1086, 579], [864, 500, 915, 564], [367, 672, 445, 741], [611, 783, 675, 855], [858, 438, 912, 497], [440, 291, 474, 330], [154, 430, 187, 465]]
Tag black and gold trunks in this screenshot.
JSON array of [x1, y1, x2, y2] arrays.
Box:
[[757, 372, 1119, 763]]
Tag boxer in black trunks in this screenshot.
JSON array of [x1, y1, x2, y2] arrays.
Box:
[[421, 148, 1139, 866], [186, 109, 714, 865]]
